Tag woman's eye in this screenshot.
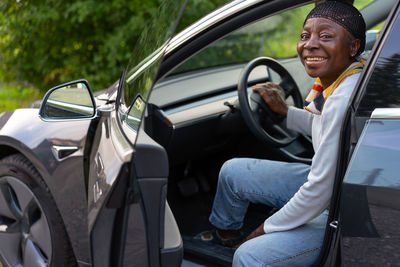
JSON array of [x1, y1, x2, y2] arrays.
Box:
[[320, 34, 331, 39], [300, 33, 309, 41]]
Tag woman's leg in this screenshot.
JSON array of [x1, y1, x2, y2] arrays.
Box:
[[209, 158, 310, 230], [233, 212, 328, 267]]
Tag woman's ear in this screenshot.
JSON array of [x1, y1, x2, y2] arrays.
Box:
[[350, 39, 361, 57]]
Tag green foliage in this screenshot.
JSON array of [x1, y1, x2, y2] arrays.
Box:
[[0, 0, 164, 92], [177, 0, 228, 32], [0, 83, 40, 112], [0, 0, 229, 93], [0, 0, 379, 103]]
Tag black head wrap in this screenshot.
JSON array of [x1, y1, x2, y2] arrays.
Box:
[[304, 1, 366, 56]]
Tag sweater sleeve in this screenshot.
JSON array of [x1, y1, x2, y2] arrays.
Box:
[[263, 76, 357, 233], [286, 106, 314, 136]]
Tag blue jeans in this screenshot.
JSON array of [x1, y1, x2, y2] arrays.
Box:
[[209, 158, 327, 267]]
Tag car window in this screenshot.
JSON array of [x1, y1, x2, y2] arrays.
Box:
[[117, 0, 187, 143], [170, 0, 378, 76], [118, 0, 230, 143], [356, 9, 400, 117], [170, 3, 314, 75]]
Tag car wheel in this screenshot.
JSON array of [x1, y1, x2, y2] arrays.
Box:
[[0, 154, 76, 267]]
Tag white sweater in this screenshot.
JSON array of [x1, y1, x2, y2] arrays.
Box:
[[263, 73, 360, 233]]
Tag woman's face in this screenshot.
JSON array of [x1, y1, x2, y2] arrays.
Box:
[[297, 17, 360, 88]]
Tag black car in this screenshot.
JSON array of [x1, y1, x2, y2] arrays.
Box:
[[0, 0, 399, 266]]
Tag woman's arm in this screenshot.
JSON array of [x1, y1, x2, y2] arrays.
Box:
[[286, 106, 314, 136], [262, 74, 358, 233]]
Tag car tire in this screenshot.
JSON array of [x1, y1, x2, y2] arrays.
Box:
[[0, 154, 77, 267]]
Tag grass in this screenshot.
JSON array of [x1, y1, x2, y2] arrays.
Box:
[[0, 83, 42, 113]]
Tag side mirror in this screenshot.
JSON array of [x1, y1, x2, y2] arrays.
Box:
[[39, 80, 96, 120]]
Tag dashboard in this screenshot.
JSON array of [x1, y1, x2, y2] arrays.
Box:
[[150, 57, 313, 125], [145, 57, 315, 165]]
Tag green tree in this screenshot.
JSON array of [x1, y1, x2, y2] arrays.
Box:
[[0, 0, 228, 92], [0, 0, 371, 94], [0, 0, 165, 91]]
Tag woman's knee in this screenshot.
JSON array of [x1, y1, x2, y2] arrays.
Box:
[[232, 246, 247, 267], [218, 158, 245, 187], [233, 242, 262, 267]]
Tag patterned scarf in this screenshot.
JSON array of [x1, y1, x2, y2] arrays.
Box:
[[304, 61, 364, 115]]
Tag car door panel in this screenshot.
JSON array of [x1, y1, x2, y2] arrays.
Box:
[[88, 0, 190, 265], [161, 202, 183, 267], [88, 104, 133, 267], [89, 116, 181, 267], [335, 3, 400, 265], [134, 129, 182, 267], [88, 105, 132, 229], [341, 110, 400, 265]]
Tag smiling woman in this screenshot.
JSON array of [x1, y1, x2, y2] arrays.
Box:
[[188, 2, 368, 266], [297, 3, 365, 89]]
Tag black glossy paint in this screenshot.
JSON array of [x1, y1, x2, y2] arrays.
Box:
[[341, 119, 400, 266], [357, 9, 400, 117], [0, 109, 91, 264], [339, 4, 400, 265]]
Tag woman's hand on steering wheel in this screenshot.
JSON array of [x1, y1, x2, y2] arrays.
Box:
[[238, 57, 302, 147], [252, 82, 288, 117]]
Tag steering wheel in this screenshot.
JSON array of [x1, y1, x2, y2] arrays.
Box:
[[238, 57, 303, 147]]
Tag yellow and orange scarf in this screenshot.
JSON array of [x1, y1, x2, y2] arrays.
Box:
[[304, 61, 364, 115]]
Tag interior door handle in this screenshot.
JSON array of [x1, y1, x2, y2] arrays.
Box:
[[51, 145, 79, 160]]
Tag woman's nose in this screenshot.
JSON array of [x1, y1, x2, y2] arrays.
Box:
[[304, 35, 319, 49]]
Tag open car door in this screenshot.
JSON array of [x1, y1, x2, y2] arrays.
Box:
[[87, 1, 187, 266], [337, 2, 400, 265]]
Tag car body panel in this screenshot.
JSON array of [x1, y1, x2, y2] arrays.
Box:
[[87, 105, 133, 229], [338, 1, 400, 265], [341, 117, 400, 265], [0, 109, 91, 264], [88, 103, 136, 267]]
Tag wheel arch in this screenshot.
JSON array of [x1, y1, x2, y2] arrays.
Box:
[[0, 110, 91, 264], [0, 137, 51, 183], [0, 144, 19, 160]]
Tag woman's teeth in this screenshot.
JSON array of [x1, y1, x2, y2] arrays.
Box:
[[306, 57, 325, 61]]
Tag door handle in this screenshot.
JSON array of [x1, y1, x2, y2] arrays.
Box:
[[329, 220, 338, 229], [371, 108, 400, 119]]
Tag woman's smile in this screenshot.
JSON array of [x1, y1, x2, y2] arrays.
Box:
[[304, 56, 328, 66], [297, 18, 359, 88]]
